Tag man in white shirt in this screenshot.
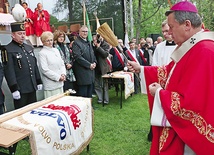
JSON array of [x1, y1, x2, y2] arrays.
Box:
[[152, 20, 177, 66]]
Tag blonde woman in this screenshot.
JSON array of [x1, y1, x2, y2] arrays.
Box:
[[53, 30, 76, 92], [38, 31, 66, 98]]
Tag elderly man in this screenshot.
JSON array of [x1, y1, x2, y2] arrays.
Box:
[[2, 22, 42, 109], [147, 19, 177, 142], [33, 3, 51, 46], [127, 1, 214, 154], [72, 25, 96, 98]]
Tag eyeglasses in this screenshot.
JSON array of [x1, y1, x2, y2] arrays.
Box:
[[81, 31, 88, 33], [45, 39, 53, 42]]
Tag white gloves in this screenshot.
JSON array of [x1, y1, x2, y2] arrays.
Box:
[[12, 90, 21, 100], [37, 84, 43, 90], [124, 66, 128, 72]]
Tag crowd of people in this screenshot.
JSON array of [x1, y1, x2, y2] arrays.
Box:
[[1, 1, 213, 154], [0, 2, 164, 113]]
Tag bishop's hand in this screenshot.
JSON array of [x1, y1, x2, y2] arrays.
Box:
[[127, 60, 141, 73]]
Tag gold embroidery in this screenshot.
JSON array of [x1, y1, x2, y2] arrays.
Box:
[[157, 66, 168, 88], [159, 127, 170, 152], [171, 92, 214, 143], [157, 67, 170, 151]]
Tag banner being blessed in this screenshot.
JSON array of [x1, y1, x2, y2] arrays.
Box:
[[0, 96, 93, 155]]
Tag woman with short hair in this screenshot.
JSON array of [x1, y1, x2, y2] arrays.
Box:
[[38, 31, 66, 98]]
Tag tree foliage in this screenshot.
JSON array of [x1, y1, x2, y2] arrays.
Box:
[[52, 0, 214, 42], [53, 0, 123, 38]]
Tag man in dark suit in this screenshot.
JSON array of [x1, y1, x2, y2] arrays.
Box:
[[125, 41, 142, 94], [109, 39, 126, 72], [2, 22, 43, 109], [92, 34, 110, 104], [72, 25, 96, 98]]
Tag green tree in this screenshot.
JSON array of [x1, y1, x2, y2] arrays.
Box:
[[194, 0, 214, 30], [97, 1, 123, 38], [133, 0, 176, 42], [50, 15, 59, 25], [53, 0, 123, 38], [52, 0, 213, 42]]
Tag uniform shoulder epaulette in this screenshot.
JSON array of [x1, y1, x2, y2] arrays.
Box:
[[1, 48, 8, 64]]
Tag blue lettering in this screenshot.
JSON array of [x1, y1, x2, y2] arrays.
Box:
[[30, 110, 39, 114], [31, 109, 67, 140], [38, 112, 49, 116], [57, 115, 65, 128], [47, 113, 57, 118], [60, 128, 66, 140]]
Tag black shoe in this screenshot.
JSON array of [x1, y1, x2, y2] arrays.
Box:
[[147, 126, 153, 142], [134, 91, 138, 94]]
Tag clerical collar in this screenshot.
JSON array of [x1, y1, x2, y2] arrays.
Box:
[[171, 31, 212, 63], [166, 41, 176, 46]]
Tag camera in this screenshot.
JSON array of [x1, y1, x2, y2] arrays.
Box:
[[143, 43, 149, 48], [97, 39, 101, 44], [96, 34, 101, 44]]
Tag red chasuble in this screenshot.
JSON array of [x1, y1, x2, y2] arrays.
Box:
[[143, 35, 214, 154], [24, 8, 34, 36], [33, 9, 51, 37]]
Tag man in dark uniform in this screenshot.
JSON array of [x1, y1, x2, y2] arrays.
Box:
[[1, 22, 43, 109], [0, 61, 4, 114]]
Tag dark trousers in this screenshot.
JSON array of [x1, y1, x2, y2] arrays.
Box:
[[14, 91, 37, 109], [63, 81, 75, 92], [0, 104, 3, 115], [134, 74, 140, 94], [77, 84, 93, 98]]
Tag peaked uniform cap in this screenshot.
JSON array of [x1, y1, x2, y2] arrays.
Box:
[[11, 22, 25, 32], [165, 1, 198, 16]]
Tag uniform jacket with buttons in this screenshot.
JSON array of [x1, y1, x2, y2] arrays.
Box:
[[2, 40, 42, 93]]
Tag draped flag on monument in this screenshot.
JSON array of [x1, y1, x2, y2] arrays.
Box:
[[0, 96, 93, 155]]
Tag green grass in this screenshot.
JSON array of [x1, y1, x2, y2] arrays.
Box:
[[1, 88, 151, 155], [80, 89, 151, 155]]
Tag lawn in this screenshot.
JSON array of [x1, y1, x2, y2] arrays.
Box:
[[80, 88, 151, 155], [1, 88, 151, 155]]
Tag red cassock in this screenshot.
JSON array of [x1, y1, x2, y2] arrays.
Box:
[[24, 8, 34, 36], [142, 32, 214, 155], [33, 9, 51, 37]]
